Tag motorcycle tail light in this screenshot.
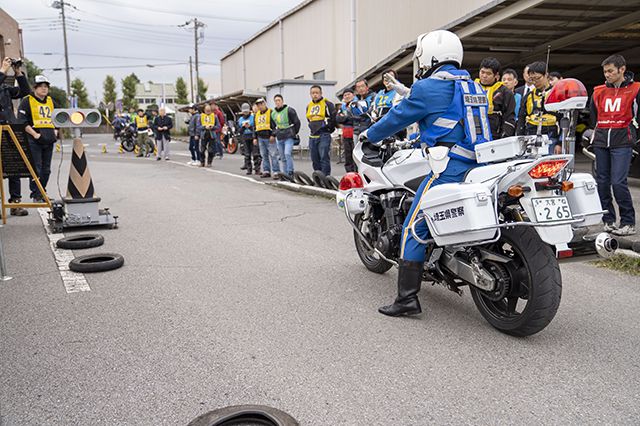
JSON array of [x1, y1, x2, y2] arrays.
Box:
[[528, 159, 569, 179], [339, 172, 364, 191]]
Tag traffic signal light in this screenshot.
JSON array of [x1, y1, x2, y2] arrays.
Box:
[[52, 109, 102, 127]]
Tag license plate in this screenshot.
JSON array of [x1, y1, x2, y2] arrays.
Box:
[[532, 197, 573, 223]]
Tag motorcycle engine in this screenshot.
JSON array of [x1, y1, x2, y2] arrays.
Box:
[[374, 191, 413, 258]]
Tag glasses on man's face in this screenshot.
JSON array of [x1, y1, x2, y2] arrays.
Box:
[[530, 74, 545, 82]]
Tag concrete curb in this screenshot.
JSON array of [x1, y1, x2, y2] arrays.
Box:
[[269, 181, 337, 200]]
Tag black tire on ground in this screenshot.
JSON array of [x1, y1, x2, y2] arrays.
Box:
[[353, 214, 393, 274], [56, 234, 104, 250], [69, 253, 125, 273], [324, 175, 340, 191], [470, 226, 562, 337], [121, 139, 135, 152], [312, 171, 327, 188], [226, 137, 238, 154], [293, 171, 314, 186], [187, 405, 299, 426]]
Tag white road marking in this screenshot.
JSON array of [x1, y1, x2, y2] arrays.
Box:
[[37, 208, 91, 293], [168, 160, 266, 185]]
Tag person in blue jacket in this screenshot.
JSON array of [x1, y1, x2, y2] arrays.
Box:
[[237, 102, 261, 175], [360, 30, 492, 318]]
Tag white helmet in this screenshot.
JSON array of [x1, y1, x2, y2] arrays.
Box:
[[413, 30, 463, 78]]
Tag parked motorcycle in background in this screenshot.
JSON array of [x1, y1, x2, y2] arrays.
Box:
[[337, 79, 618, 337]]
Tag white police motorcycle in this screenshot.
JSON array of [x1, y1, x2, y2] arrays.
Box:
[[337, 79, 617, 336]]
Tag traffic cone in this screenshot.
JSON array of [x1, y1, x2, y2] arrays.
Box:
[[118, 145, 124, 154], [134, 145, 140, 155], [153, 145, 158, 156], [101, 144, 108, 153], [66, 138, 95, 199], [55, 142, 61, 152]]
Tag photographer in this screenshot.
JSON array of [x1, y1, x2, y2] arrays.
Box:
[[17, 75, 57, 203], [0, 57, 30, 216]]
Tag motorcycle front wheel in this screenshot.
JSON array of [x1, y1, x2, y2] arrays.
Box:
[[353, 214, 393, 274], [470, 226, 562, 337], [121, 139, 135, 152]]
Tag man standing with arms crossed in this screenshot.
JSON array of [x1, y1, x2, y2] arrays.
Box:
[[591, 54, 639, 236]]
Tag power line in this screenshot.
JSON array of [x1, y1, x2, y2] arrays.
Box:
[[42, 62, 220, 70], [26, 51, 220, 63]]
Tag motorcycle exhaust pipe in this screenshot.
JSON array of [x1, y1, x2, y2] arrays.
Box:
[[594, 232, 618, 258], [565, 232, 618, 261]]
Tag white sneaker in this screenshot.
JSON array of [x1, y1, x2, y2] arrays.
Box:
[[612, 225, 636, 236], [604, 223, 617, 233]]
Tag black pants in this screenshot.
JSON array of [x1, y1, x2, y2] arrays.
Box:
[[28, 141, 53, 199], [242, 136, 261, 172], [200, 131, 217, 165], [342, 137, 356, 172], [8, 177, 21, 201]]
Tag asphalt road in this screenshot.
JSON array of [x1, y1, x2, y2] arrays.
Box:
[[1, 135, 639, 425]]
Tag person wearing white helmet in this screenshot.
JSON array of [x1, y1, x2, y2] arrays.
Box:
[[17, 75, 58, 203], [361, 30, 492, 317]]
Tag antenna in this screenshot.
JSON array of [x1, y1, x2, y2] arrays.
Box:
[[545, 45, 551, 75]]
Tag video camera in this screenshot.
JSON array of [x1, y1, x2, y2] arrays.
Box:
[[9, 58, 23, 68]]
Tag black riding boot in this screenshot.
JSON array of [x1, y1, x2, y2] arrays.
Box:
[[378, 260, 423, 317]]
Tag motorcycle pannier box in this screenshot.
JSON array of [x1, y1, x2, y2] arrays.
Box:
[[565, 173, 603, 227], [420, 182, 498, 246]]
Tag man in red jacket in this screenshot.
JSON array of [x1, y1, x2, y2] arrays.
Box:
[[590, 54, 640, 236], [211, 101, 226, 159]]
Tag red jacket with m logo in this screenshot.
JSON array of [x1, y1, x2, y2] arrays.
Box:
[[590, 79, 640, 148]]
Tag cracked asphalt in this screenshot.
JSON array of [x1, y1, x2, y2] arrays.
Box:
[[1, 135, 639, 425]]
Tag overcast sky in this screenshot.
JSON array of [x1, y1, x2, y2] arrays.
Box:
[[1, 0, 301, 103]]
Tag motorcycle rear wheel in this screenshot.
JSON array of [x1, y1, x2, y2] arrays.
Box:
[[470, 226, 562, 337], [227, 137, 238, 154], [353, 214, 393, 274], [121, 139, 135, 152]]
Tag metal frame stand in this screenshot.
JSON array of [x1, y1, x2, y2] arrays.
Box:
[[0, 225, 12, 281]]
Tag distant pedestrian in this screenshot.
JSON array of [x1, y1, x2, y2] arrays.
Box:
[[154, 107, 172, 161], [336, 88, 357, 172], [590, 54, 639, 236], [237, 102, 261, 175], [199, 104, 219, 167], [211, 102, 225, 159], [187, 104, 201, 165], [352, 79, 375, 139], [133, 108, 152, 157], [255, 98, 279, 178], [306, 85, 336, 176], [549, 71, 563, 87], [501, 68, 522, 120], [477, 57, 516, 138], [271, 94, 300, 180], [515, 65, 534, 98]]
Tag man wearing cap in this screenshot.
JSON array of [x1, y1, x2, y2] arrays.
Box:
[[17, 75, 57, 202], [237, 102, 261, 175], [336, 88, 357, 172], [0, 57, 30, 216], [254, 98, 279, 178]]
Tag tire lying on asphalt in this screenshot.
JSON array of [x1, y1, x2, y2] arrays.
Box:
[[187, 405, 299, 426], [312, 171, 328, 188], [56, 234, 105, 250], [324, 175, 340, 191], [293, 170, 314, 186], [69, 253, 124, 273]]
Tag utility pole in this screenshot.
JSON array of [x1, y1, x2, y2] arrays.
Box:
[[189, 56, 194, 103], [193, 18, 203, 101], [53, 0, 72, 99]]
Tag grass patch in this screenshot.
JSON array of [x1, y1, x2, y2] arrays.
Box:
[[592, 254, 640, 276]]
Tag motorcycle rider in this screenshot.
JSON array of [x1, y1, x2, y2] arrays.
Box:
[[476, 57, 516, 138], [590, 54, 639, 236], [237, 102, 261, 175], [360, 30, 492, 317], [516, 61, 561, 154]]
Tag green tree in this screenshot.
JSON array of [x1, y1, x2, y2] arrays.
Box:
[[23, 58, 68, 107], [175, 77, 189, 104], [197, 77, 208, 102], [102, 75, 117, 106], [121, 73, 139, 111], [71, 77, 93, 108]]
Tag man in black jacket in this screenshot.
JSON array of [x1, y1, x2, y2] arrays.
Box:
[[590, 54, 639, 236], [476, 57, 516, 138], [17, 75, 57, 202], [0, 57, 30, 216], [336, 88, 357, 172], [154, 107, 173, 161], [306, 85, 336, 176]]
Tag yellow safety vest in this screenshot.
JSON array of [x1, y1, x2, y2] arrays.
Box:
[[477, 80, 504, 115], [306, 98, 327, 122], [135, 115, 148, 128], [255, 109, 271, 132], [200, 113, 216, 128], [28, 95, 54, 129], [525, 87, 557, 127]]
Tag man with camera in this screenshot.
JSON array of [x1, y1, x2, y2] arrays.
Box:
[[17, 75, 58, 203], [0, 57, 30, 216]]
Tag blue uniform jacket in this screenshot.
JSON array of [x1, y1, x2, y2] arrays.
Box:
[[367, 64, 467, 145], [237, 114, 255, 137]]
